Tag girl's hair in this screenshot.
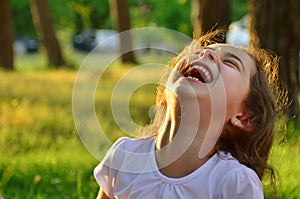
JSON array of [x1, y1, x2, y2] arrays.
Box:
[[140, 30, 288, 188]]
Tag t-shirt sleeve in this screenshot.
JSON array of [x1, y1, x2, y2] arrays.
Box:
[[219, 167, 264, 199], [94, 137, 127, 198]]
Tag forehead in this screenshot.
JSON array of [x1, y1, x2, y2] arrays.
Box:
[[208, 44, 254, 64], [208, 44, 250, 59], [208, 44, 256, 70]]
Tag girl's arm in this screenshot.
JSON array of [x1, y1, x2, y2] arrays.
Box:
[[96, 188, 110, 199]]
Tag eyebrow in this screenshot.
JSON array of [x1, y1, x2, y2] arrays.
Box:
[[225, 52, 245, 72], [206, 46, 246, 72]]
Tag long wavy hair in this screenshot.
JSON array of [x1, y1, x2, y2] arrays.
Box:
[[139, 30, 288, 192]]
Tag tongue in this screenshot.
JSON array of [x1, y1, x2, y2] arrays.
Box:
[[189, 68, 206, 83]]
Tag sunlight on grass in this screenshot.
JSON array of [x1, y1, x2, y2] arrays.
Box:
[[271, 138, 300, 197], [0, 52, 300, 198], [14, 53, 48, 71], [0, 68, 100, 198], [0, 52, 161, 197]]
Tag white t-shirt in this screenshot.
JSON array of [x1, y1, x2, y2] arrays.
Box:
[[94, 137, 264, 199]]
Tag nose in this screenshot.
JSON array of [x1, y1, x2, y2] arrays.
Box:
[[199, 49, 217, 63]]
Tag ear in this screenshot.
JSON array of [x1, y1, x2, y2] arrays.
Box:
[[230, 112, 253, 132]]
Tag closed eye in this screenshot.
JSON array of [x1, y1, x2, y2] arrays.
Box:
[[223, 52, 245, 72], [224, 59, 240, 71]]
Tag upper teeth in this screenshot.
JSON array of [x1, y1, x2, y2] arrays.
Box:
[[190, 65, 212, 82]]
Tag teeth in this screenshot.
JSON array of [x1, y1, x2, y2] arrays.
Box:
[[188, 76, 201, 82], [189, 65, 212, 83]]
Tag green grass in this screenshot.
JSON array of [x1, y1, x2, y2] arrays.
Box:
[[0, 68, 101, 198], [264, 135, 300, 198], [1, 52, 300, 198], [0, 51, 161, 198]]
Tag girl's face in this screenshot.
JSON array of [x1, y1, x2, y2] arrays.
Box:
[[168, 44, 256, 121]]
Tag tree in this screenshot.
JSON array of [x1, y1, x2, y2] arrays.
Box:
[[0, 0, 14, 70], [11, 0, 36, 37], [109, 0, 136, 63], [191, 0, 230, 40], [132, 0, 192, 35], [249, 0, 300, 117], [29, 0, 64, 67]]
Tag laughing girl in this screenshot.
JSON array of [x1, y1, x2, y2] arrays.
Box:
[[94, 30, 287, 199]]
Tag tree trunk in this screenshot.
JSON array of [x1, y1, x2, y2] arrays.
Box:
[[29, 0, 65, 68], [0, 0, 14, 70], [249, 0, 300, 117], [109, 0, 136, 63], [191, 0, 230, 40]]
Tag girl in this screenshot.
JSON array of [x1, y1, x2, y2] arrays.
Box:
[[94, 30, 287, 199]]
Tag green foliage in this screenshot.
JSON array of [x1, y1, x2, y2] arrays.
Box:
[[48, 0, 75, 29], [130, 0, 193, 36], [52, 0, 112, 33], [230, 0, 249, 21], [10, 0, 36, 37], [10, 0, 112, 37], [10, 0, 249, 39]]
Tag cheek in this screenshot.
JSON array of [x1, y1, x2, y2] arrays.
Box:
[[221, 70, 249, 103], [225, 81, 249, 115]]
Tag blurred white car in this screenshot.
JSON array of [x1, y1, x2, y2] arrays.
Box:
[[14, 36, 39, 54], [73, 29, 119, 52]]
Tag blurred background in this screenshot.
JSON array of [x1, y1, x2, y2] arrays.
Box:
[[0, 0, 299, 198]]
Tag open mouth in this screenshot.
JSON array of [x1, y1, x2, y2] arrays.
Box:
[[184, 64, 213, 84]]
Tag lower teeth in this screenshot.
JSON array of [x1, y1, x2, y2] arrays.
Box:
[[189, 76, 201, 82]]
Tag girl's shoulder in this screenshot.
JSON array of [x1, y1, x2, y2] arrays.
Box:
[[100, 136, 156, 173], [214, 151, 260, 180], [112, 136, 156, 153], [212, 152, 263, 198]]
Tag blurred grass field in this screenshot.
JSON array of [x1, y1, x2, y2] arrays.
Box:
[[0, 52, 300, 198]]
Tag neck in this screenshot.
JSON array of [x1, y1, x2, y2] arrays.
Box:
[[155, 97, 215, 177], [156, 96, 212, 149]]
